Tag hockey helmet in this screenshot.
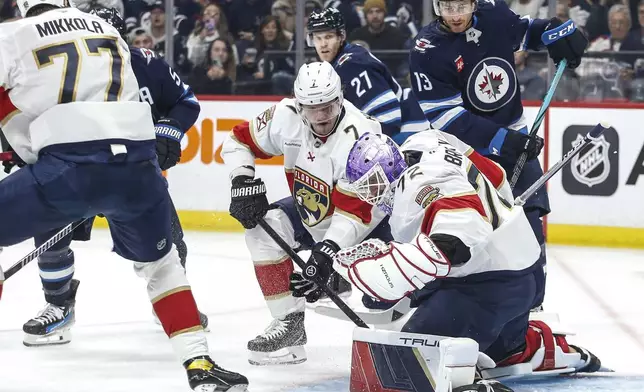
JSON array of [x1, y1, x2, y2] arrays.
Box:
[[306, 7, 346, 47], [346, 133, 408, 215], [89, 7, 126, 37], [293, 61, 344, 137], [19, 0, 72, 17]]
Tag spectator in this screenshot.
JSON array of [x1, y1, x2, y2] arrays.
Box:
[[187, 3, 232, 67], [556, 0, 570, 22], [225, 0, 272, 41], [129, 26, 155, 49], [348, 0, 407, 75], [583, 0, 622, 42], [144, 1, 192, 75], [620, 0, 644, 69], [271, 0, 295, 40], [236, 46, 262, 94], [188, 38, 236, 94], [255, 15, 295, 94], [515, 51, 547, 100], [577, 4, 632, 100]]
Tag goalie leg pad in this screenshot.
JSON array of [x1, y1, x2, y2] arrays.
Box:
[[351, 328, 478, 392], [246, 206, 305, 318]]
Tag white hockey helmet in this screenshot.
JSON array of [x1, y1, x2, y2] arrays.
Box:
[[293, 61, 344, 137], [18, 0, 72, 17]]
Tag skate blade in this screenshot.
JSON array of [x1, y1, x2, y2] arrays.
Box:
[[248, 346, 306, 366], [23, 329, 72, 347], [192, 384, 248, 392]]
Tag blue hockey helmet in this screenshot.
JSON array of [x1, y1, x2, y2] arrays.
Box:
[[89, 6, 126, 38]]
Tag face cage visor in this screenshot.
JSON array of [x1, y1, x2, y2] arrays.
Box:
[[298, 98, 342, 137], [436, 0, 476, 17], [350, 164, 395, 215]]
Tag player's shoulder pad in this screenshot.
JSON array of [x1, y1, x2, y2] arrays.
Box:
[[130, 47, 158, 65], [334, 44, 383, 73], [252, 98, 299, 133], [475, 0, 513, 20]]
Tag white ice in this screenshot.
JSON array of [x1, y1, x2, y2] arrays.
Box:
[[0, 231, 643, 392]]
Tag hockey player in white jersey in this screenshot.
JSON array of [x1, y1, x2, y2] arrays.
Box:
[[221, 61, 393, 365], [321, 132, 601, 391], [0, 2, 247, 391]]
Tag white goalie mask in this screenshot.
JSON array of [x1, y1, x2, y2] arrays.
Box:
[[293, 61, 344, 138]]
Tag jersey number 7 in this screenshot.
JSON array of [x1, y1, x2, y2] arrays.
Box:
[[33, 37, 124, 104]]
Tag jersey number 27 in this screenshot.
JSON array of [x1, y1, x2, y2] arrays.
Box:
[[33, 37, 124, 104]]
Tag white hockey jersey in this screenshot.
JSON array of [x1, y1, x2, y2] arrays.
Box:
[[221, 98, 386, 248], [391, 132, 541, 278], [0, 8, 154, 163]]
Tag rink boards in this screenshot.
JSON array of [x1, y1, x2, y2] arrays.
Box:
[[82, 96, 644, 248]]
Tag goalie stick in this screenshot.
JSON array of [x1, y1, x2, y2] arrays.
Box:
[[4, 219, 88, 280], [257, 218, 369, 328], [510, 59, 567, 189]]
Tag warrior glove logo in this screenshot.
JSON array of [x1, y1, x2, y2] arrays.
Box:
[[562, 125, 619, 196], [467, 57, 517, 112]]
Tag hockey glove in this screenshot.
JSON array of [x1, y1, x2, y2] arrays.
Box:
[[290, 240, 339, 302], [542, 18, 588, 70], [490, 128, 544, 161], [229, 175, 269, 229], [155, 118, 184, 171]]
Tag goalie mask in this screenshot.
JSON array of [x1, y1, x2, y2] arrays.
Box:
[[346, 133, 407, 215], [293, 61, 344, 137]]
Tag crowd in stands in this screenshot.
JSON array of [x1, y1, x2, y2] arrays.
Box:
[[2, 0, 644, 101]]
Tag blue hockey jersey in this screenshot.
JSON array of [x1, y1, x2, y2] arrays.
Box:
[[409, 0, 550, 155], [130, 47, 200, 133], [332, 43, 429, 142]]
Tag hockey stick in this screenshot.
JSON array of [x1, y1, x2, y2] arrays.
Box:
[[510, 59, 567, 189], [257, 218, 369, 328], [4, 219, 88, 280], [515, 122, 608, 206]]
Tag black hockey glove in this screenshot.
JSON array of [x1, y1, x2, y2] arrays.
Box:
[[290, 240, 339, 302], [155, 118, 183, 171], [543, 18, 588, 70], [493, 128, 544, 161], [453, 380, 514, 392], [229, 174, 269, 229]]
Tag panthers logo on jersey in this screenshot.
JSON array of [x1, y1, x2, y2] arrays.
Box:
[[466, 57, 517, 112], [293, 167, 330, 227]]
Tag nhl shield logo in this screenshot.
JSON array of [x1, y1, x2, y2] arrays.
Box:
[[293, 168, 331, 227], [562, 125, 619, 196], [466, 57, 517, 112], [571, 134, 610, 187]]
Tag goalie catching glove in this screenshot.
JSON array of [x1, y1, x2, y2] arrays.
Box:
[[155, 118, 183, 171], [333, 233, 451, 302]]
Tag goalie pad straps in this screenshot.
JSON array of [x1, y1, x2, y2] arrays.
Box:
[[335, 234, 451, 302], [497, 320, 571, 371]]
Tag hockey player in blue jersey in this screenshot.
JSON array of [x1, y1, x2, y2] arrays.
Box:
[[19, 6, 209, 347], [307, 7, 430, 145], [409, 0, 588, 307]]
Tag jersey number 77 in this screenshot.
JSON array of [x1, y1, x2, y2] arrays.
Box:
[[33, 37, 124, 104]]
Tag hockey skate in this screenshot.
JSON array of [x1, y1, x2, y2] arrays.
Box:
[[23, 279, 79, 347], [247, 311, 307, 365], [184, 355, 248, 391]]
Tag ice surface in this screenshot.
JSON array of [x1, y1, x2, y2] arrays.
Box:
[[0, 231, 642, 391]]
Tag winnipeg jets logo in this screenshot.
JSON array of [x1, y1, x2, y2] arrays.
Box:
[[478, 64, 504, 99], [413, 38, 435, 53], [467, 57, 517, 112], [337, 53, 352, 66]]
